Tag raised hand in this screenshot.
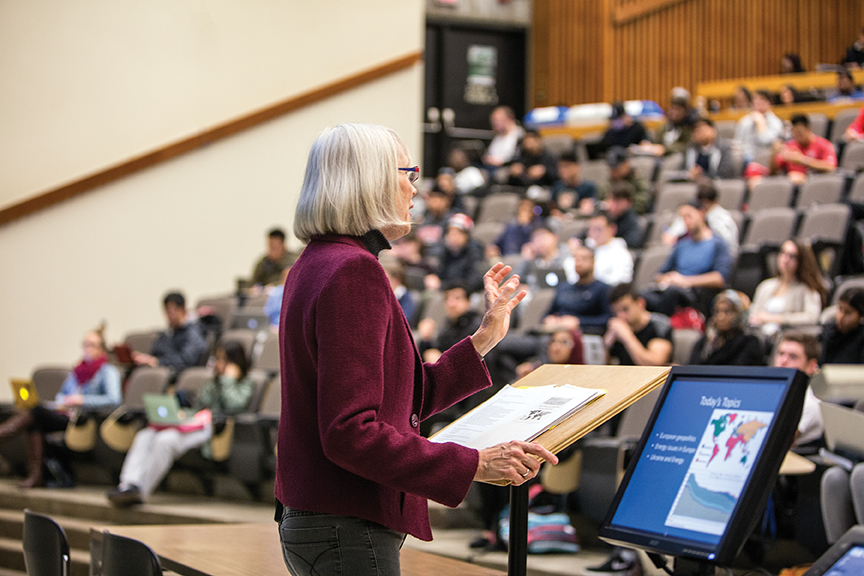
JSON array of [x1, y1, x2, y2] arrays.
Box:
[[471, 263, 527, 357]]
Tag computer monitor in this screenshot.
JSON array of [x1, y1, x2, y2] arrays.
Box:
[[598, 365, 810, 575]]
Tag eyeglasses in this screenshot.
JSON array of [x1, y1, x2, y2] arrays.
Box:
[[399, 166, 420, 183], [779, 250, 798, 260]]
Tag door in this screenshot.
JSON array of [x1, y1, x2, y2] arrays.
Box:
[[424, 22, 527, 175]]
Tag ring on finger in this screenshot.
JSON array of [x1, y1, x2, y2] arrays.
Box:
[[520, 470, 530, 478]]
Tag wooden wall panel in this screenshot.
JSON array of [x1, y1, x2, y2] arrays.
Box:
[[532, 0, 864, 110]]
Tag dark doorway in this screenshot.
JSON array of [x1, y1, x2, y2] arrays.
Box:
[[423, 21, 527, 175]]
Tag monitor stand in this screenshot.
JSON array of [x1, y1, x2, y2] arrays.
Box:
[[670, 557, 717, 576], [647, 553, 717, 576]]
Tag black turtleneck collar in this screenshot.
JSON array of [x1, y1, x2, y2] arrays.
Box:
[[360, 230, 391, 257]]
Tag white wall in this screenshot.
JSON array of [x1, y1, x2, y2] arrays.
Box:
[[0, 1, 424, 398], [0, 0, 423, 209]]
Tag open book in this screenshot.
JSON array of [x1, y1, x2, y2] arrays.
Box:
[[430, 384, 605, 451]]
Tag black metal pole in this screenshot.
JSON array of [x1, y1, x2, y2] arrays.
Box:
[[508, 482, 529, 576]]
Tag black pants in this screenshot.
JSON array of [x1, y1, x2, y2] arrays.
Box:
[[28, 406, 70, 434]]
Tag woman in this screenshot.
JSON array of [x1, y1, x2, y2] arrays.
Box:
[[781, 53, 805, 74], [749, 239, 826, 337], [277, 123, 557, 576], [732, 86, 752, 111], [516, 328, 585, 379], [0, 329, 121, 487], [690, 291, 764, 366], [106, 341, 254, 506]]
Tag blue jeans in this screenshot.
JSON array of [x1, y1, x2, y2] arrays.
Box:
[[278, 506, 406, 576]]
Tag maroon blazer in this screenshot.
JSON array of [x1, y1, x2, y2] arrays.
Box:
[[275, 234, 492, 541]]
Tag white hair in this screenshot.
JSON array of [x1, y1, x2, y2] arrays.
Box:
[[293, 123, 409, 243]]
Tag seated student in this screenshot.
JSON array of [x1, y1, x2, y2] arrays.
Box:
[[690, 291, 765, 366], [781, 53, 805, 74], [598, 147, 651, 215], [382, 260, 418, 327], [515, 328, 584, 379], [543, 245, 611, 333], [731, 86, 753, 111], [842, 27, 864, 69], [604, 185, 645, 249], [585, 210, 633, 286], [771, 331, 823, 450], [514, 225, 576, 293], [647, 95, 696, 157], [264, 266, 292, 331], [416, 281, 482, 364], [598, 102, 650, 153], [426, 214, 486, 294], [488, 198, 542, 258], [770, 115, 837, 185], [483, 105, 523, 168], [844, 103, 864, 143], [749, 239, 826, 337], [661, 180, 739, 251], [132, 292, 209, 376], [550, 151, 598, 215], [778, 84, 802, 106], [735, 89, 785, 163], [0, 328, 122, 488], [826, 69, 864, 103], [644, 200, 732, 317], [604, 283, 673, 367], [820, 287, 864, 365], [414, 187, 454, 251], [681, 117, 737, 180], [251, 228, 296, 288], [438, 146, 486, 196], [507, 129, 559, 187], [107, 341, 255, 506]]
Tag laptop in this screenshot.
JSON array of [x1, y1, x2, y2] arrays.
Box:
[[9, 379, 39, 410], [821, 402, 864, 458], [112, 344, 133, 364], [144, 394, 196, 427]]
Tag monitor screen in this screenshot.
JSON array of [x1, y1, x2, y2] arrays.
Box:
[[599, 366, 809, 567], [823, 545, 864, 576]]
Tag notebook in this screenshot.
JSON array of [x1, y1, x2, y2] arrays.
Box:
[[143, 394, 206, 432], [9, 379, 39, 410]]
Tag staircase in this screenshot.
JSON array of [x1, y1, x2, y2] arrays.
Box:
[[0, 479, 273, 575]]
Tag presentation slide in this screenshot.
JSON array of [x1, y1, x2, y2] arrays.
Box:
[[825, 545, 864, 576], [610, 378, 786, 546]]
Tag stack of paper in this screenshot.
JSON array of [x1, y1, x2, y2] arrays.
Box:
[[430, 384, 605, 450]]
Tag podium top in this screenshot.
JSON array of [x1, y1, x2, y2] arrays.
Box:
[[504, 364, 670, 454]]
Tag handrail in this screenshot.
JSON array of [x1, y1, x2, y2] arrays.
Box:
[[0, 51, 423, 227], [698, 69, 864, 101], [612, 0, 693, 26]]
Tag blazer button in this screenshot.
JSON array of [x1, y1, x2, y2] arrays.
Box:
[[410, 414, 419, 428]]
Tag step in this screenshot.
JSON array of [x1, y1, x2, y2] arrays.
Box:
[[0, 486, 224, 527], [0, 479, 271, 526], [0, 508, 103, 550], [0, 536, 90, 576]]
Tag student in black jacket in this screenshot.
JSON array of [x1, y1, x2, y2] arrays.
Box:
[[690, 290, 765, 366], [821, 288, 864, 365]]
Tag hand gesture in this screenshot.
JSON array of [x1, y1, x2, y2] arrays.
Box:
[[474, 440, 559, 485], [471, 264, 527, 357]]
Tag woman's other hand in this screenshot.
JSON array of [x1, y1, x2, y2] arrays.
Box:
[[61, 394, 84, 407], [471, 263, 527, 357], [474, 440, 559, 485]]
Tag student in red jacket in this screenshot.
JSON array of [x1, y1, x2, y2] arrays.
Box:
[[277, 123, 557, 576]]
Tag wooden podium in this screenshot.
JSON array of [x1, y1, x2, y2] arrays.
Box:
[[454, 364, 671, 576]]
